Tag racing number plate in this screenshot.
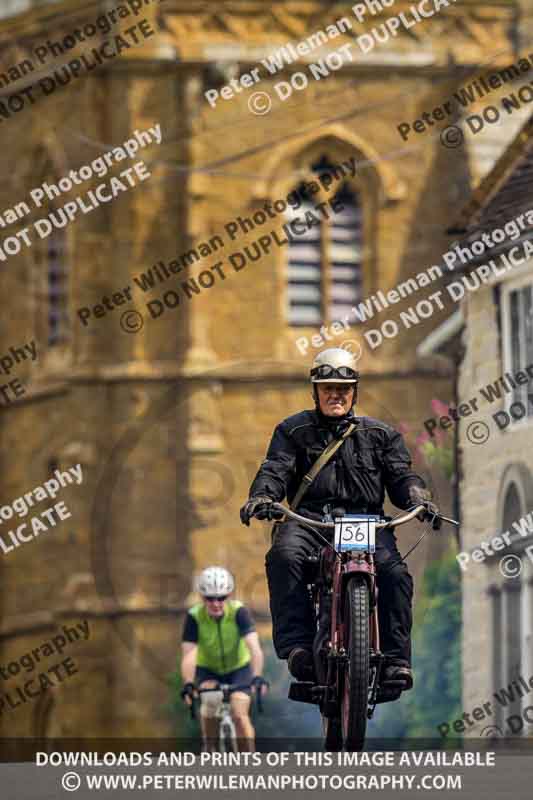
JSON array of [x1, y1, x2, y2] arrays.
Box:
[[333, 515, 379, 553]]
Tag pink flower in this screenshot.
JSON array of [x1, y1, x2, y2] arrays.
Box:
[[431, 398, 450, 417]]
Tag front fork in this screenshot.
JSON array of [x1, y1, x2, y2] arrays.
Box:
[[315, 553, 382, 719], [368, 605, 384, 719]]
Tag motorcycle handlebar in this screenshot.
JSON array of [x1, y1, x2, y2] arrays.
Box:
[[270, 503, 459, 529]]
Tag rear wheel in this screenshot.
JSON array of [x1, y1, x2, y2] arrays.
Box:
[[341, 577, 370, 751]]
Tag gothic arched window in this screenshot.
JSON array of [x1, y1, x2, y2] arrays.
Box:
[[285, 156, 362, 326], [33, 163, 70, 351], [491, 481, 524, 728]]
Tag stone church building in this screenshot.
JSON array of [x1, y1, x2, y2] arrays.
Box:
[[0, 0, 523, 738]]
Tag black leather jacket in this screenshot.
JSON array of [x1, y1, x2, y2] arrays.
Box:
[[248, 409, 426, 517]]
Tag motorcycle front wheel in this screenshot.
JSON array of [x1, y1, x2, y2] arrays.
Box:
[[341, 576, 370, 751]]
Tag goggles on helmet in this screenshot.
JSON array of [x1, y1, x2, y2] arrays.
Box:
[[310, 365, 359, 381]]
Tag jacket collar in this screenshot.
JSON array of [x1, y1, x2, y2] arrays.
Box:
[[312, 408, 360, 436]]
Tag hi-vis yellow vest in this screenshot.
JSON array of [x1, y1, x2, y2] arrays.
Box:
[[189, 600, 250, 674]]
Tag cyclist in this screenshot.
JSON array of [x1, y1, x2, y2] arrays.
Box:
[[180, 566, 268, 752], [239, 348, 439, 693]]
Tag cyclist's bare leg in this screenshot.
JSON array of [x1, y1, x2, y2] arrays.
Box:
[[198, 680, 222, 752], [230, 692, 255, 752]]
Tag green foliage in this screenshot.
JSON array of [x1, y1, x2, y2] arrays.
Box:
[[418, 439, 455, 482], [406, 546, 462, 735], [369, 545, 462, 741]]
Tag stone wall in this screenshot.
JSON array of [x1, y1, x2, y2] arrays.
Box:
[[457, 259, 533, 735]]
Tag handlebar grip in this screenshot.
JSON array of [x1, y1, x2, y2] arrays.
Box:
[[256, 689, 263, 714], [189, 696, 197, 720]]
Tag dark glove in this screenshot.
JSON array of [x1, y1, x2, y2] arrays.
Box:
[[240, 495, 273, 526], [408, 486, 441, 529], [251, 675, 269, 693], [180, 682, 195, 703]]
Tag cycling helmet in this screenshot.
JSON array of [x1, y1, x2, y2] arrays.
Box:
[[196, 566, 235, 597]]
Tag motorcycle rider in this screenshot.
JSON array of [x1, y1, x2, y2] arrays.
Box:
[[240, 348, 439, 691], [180, 566, 268, 751]]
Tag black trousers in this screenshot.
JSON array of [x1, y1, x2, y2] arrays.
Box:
[[265, 520, 413, 666]]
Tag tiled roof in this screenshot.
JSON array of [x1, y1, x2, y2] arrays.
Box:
[[449, 111, 533, 234]]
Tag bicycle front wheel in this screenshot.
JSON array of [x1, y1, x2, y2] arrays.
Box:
[[341, 576, 370, 751], [220, 720, 237, 753]]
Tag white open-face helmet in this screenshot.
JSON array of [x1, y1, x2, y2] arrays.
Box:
[[196, 566, 235, 598], [310, 348, 359, 384]]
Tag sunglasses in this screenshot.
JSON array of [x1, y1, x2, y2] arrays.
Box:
[[204, 595, 228, 602], [311, 365, 359, 380]]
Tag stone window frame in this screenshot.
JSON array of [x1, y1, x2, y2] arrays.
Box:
[[272, 145, 373, 341], [487, 463, 533, 734], [31, 160, 73, 374], [34, 207, 70, 350], [501, 269, 533, 429], [250, 126, 404, 354]]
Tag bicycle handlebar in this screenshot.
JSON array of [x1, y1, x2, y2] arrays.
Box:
[[196, 682, 253, 695], [189, 682, 265, 719]]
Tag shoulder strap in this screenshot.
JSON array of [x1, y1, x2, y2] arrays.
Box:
[[289, 423, 357, 511]]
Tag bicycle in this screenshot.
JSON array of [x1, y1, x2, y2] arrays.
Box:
[[189, 681, 264, 752], [266, 501, 459, 751]]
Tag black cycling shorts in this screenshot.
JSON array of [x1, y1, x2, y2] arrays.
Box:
[[195, 663, 253, 695]]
